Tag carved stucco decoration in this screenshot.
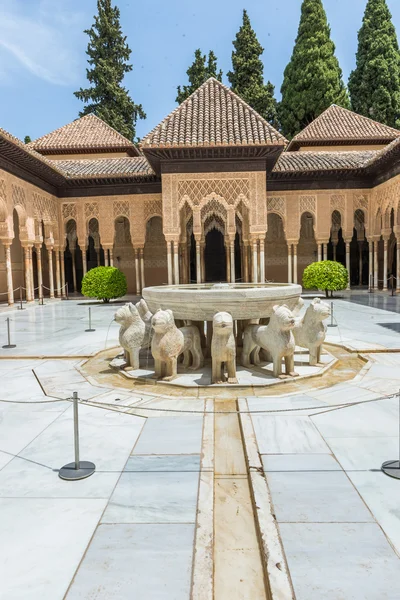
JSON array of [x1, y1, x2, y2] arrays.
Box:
[[144, 198, 162, 221], [267, 196, 286, 219], [299, 195, 316, 216], [33, 193, 57, 223], [12, 184, 26, 210], [330, 194, 345, 214], [0, 179, 6, 202], [84, 202, 99, 220], [353, 195, 369, 212], [62, 203, 77, 221], [200, 197, 228, 223], [178, 177, 250, 208], [113, 200, 130, 219]]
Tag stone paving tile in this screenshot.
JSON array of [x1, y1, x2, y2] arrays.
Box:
[[252, 415, 330, 454], [0, 497, 107, 600], [279, 522, 400, 600], [262, 453, 341, 472], [66, 523, 195, 600], [325, 435, 399, 471], [267, 470, 374, 523], [132, 416, 203, 455], [102, 455, 200, 524]]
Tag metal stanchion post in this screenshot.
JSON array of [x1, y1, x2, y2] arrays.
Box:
[[368, 273, 373, 294], [381, 389, 400, 480], [17, 287, 25, 310], [66, 282, 69, 300], [59, 392, 95, 481], [391, 275, 395, 297], [85, 306, 95, 332], [327, 301, 337, 328], [2, 318, 16, 349]]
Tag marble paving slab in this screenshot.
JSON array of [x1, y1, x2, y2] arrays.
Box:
[[127, 454, 201, 472], [132, 416, 203, 455], [262, 453, 341, 472], [102, 456, 200, 524], [279, 522, 400, 600], [325, 436, 399, 471], [251, 415, 330, 454], [0, 497, 107, 600], [66, 523, 195, 600], [266, 470, 374, 523]]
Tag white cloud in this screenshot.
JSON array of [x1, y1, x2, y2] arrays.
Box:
[[0, 0, 88, 85]]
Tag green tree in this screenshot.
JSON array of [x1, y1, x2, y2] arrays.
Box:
[[81, 266, 127, 302], [227, 10, 278, 127], [176, 49, 222, 103], [279, 0, 350, 139], [303, 261, 348, 297], [74, 0, 145, 141], [348, 0, 400, 128], [24, 136, 31, 144]]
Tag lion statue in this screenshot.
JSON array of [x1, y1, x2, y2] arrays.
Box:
[[114, 303, 146, 370], [242, 304, 297, 379], [180, 325, 204, 370], [293, 298, 330, 366], [151, 309, 184, 381], [211, 311, 238, 384], [135, 299, 153, 348]]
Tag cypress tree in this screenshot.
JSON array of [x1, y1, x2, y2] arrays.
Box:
[[176, 49, 222, 104], [279, 0, 350, 139], [349, 0, 400, 128], [24, 136, 31, 144], [74, 0, 145, 141], [227, 10, 278, 127]]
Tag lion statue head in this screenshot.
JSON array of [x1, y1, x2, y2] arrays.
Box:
[[151, 309, 176, 334], [213, 311, 233, 333], [270, 304, 296, 331], [114, 303, 141, 326], [306, 298, 331, 322]]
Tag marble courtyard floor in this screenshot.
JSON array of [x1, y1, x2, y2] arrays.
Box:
[[1, 294, 400, 599]]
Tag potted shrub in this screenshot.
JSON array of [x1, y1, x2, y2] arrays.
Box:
[[302, 260, 348, 298], [81, 266, 127, 303]]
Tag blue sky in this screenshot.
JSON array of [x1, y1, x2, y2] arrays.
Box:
[[0, 0, 400, 142]]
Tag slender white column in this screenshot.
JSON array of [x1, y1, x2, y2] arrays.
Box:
[[109, 248, 114, 267], [82, 245, 87, 276], [293, 244, 298, 284], [28, 246, 35, 300], [369, 243, 373, 289], [104, 249, 109, 267], [167, 241, 173, 285], [35, 244, 43, 298], [140, 248, 145, 291], [55, 249, 61, 297], [48, 247, 55, 299], [383, 239, 388, 291], [252, 240, 258, 283], [135, 249, 141, 294], [230, 240, 235, 284], [60, 249, 66, 298], [23, 246, 32, 302], [196, 239, 201, 284], [71, 248, 77, 293], [243, 244, 249, 283], [345, 241, 350, 290], [201, 242, 205, 283], [397, 243, 400, 290], [374, 240, 379, 289], [288, 244, 292, 284], [259, 239, 265, 284], [226, 245, 231, 283], [173, 241, 179, 285], [4, 243, 14, 305], [317, 243, 322, 262]]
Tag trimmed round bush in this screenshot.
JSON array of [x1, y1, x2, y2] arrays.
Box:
[[302, 261, 348, 298], [81, 266, 127, 302]]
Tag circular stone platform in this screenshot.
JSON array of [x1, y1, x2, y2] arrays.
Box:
[[143, 282, 302, 321]]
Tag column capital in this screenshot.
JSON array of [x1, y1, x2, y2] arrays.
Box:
[[1, 238, 13, 248]]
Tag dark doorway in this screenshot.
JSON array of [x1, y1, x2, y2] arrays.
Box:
[[205, 229, 226, 282]]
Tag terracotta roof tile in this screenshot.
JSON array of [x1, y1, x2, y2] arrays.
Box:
[[288, 105, 400, 149], [51, 156, 154, 179], [141, 77, 287, 149], [273, 150, 377, 173], [28, 114, 139, 155]]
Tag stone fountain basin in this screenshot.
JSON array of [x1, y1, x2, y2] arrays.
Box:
[[143, 283, 302, 321]]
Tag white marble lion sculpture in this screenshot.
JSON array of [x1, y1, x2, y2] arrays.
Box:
[[151, 309, 184, 381], [114, 303, 146, 370], [241, 304, 297, 378], [180, 325, 204, 370], [293, 298, 330, 366], [211, 311, 238, 384], [135, 299, 153, 348]]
